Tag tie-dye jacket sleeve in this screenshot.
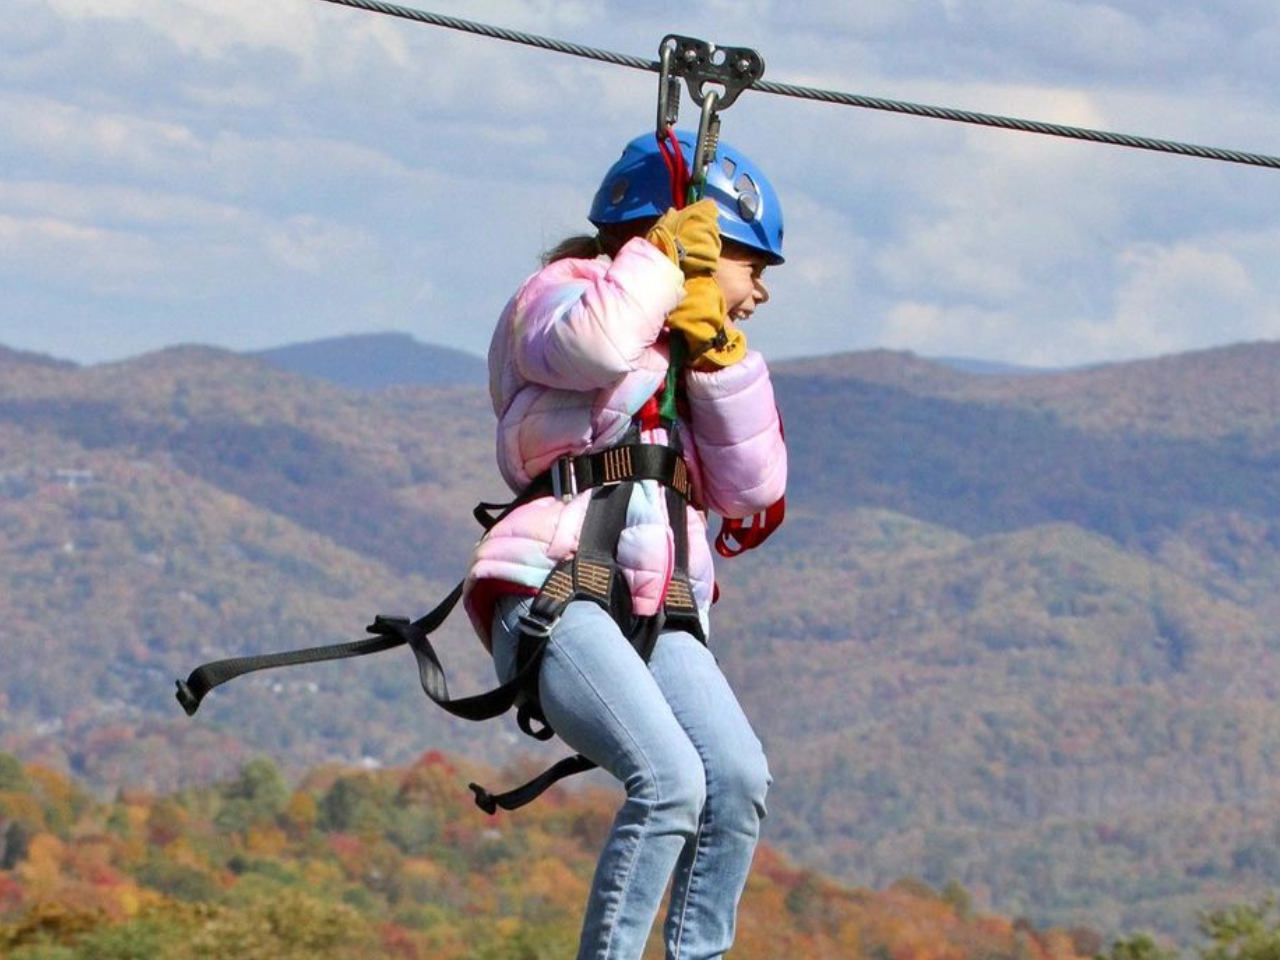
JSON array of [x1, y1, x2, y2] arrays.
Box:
[[508, 237, 684, 392], [683, 350, 787, 519]]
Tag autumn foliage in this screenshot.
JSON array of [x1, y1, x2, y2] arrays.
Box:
[[0, 750, 1100, 960]]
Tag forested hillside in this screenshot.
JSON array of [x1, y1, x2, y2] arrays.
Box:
[[0, 751, 1102, 960], [2, 339, 1279, 942]]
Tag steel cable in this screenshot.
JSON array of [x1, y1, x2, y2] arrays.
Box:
[[312, 0, 654, 70], [751, 79, 1280, 170], [312, 0, 1280, 172]]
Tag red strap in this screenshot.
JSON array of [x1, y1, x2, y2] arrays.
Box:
[[636, 394, 663, 432], [715, 496, 786, 558]]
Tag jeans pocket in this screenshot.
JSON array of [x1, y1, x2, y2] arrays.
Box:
[[490, 594, 534, 684]]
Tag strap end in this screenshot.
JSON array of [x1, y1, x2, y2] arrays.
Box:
[[174, 679, 201, 717], [367, 614, 410, 635], [468, 782, 499, 815]]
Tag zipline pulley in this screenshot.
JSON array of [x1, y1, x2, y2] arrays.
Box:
[[656, 35, 765, 191]]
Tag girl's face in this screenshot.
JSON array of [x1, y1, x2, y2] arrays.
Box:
[[715, 242, 771, 326]]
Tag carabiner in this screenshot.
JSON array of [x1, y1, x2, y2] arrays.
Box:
[[656, 40, 681, 136], [690, 90, 722, 198]]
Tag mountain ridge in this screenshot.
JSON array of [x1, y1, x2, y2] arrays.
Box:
[[1, 335, 1278, 942], [251, 331, 489, 390]]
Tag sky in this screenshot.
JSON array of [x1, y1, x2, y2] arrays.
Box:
[[4, 0, 1280, 368]]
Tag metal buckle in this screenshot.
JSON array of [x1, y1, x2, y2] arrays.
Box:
[[517, 610, 559, 641], [551, 455, 577, 502]]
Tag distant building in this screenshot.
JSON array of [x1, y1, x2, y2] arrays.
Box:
[[53, 468, 95, 488]]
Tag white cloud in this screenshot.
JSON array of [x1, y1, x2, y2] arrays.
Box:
[[0, 179, 379, 302], [264, 216, 378, 274], [1103, 238, 1277, 355], [0, 180, 243, 228], [744, 188, 878, 359], [0, 212, 166, 297], [879, 301, 1041, 363], [0, 95, 202, 172], [4, 0, 1280, 365], [41, 0, 321, 60], [874, 227, 1280, 367]]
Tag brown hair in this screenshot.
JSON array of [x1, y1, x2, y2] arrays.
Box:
[[541, 220, 657, 266]]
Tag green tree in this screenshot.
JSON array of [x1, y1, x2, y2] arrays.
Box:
[[215, 758, 290, 834], [318, 774, 389, 834], [1201, 900, 1280, 960], [0, 753, 28, 791], [942, 878, 974, 918], [1097, 932, 1181, 960], [2, 820, 35, 870], [184, 891, 369, 960]]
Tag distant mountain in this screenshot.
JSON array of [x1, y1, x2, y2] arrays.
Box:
[[0, 344, 77, 371], [930, 355, 1067, 376], [2, 337, 1279, 943], [252, 332, 488, 389]]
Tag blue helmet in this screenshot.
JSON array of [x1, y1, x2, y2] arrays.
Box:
[[588, 131, 785, 265]]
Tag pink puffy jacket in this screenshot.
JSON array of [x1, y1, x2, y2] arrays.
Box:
[[463, 236, 787, 646]]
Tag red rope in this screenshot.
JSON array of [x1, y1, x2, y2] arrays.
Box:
[[655, 126, 689, 209]]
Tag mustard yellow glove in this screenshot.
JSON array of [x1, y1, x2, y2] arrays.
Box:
[[645, 199, 722, 274], [665, 275, 747, 369]]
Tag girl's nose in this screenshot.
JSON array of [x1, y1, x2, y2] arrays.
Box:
[[754, 277, 770, 304]]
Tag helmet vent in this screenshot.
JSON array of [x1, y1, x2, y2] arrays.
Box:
[[610, 177, 629, 204], [721, 157, 737, 179], [735, 173, 759, 221]]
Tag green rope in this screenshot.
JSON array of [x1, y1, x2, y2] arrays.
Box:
[[660, 335, 688, 423], [659, 177, 704, 423]]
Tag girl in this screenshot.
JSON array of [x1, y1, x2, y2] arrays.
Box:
[[464, 130, 787, 960]]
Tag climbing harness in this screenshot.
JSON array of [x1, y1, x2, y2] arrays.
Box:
[[176, 35, 780, 813], [177, 437, 706, 812]]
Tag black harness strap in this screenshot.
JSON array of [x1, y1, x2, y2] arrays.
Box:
[[174, 475, 551, 720], [662, 482, 704, 642], [474, 443, 692, 530], [470, 477, 708, 814], [512, 481, 635, 734], [174, 442, 705, 814]]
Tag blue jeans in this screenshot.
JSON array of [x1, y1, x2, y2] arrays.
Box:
[[492, 596, 771, 960]]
